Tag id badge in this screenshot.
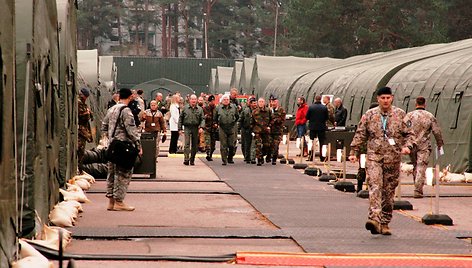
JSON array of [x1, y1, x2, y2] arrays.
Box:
[[151, 123, 156, 127], [388, 138, 396, 146]]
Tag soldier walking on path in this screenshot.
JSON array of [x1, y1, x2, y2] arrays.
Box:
[[252, 98, 271, 166], [240, 97, 257, 164], [178, 94, 205, 166], [203, 95, 218, 161], [214, 94, 239, 165], [140, 100, 167, 158], [78, 87, 93, 174], [404, 96, 444, 198], [102, 88, 142, 211], [269, 96, 286, 165], [349, 87, 415, 235]]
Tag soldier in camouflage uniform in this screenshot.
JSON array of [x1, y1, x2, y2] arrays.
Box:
[[78, 87, 93, 174], [214, 94, 239, 165], [102, 88, 142, 211], [178, 94, 205, 166], [323, 95, 336, 128], [269, 96, 286, 165], [252, 98, 271, 166], [349, 87, 415, 235], [240, 97, 257, 164], [404, 96, 444, 198], [203, 95, 218, 161]]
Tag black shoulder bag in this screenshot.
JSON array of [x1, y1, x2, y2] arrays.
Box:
[[106, 106, 139, 169]]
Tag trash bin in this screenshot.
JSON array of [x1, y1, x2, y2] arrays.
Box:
[[134, 132, 156, 178]]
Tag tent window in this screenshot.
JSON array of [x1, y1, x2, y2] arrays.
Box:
[[450, 91, 464, 129], [403, 95, 410, 112], [348, 95, 354, 120], [358, 96, 365, 121], [431, 92, 441, 117]]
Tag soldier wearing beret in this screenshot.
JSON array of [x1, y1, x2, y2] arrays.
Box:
[[349, 87, 415, 235]]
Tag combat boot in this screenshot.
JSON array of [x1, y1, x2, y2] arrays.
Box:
[[265, 155, 271, 163], [206, 150, 213, 161], [183, 160, 189, 165], [107, 197, 115, 211], [257, 158, 263, 166], [381, 224, 392, 235], [272, 157, 277, 165], [251, 160, 256, 164], [365, 219, 381, 235], [228, 157, 234, 164], [113, 201, 135, 211]]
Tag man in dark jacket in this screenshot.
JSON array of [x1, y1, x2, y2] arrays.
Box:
[[334, 97, 348, 126], [306, 95, 329, 161]]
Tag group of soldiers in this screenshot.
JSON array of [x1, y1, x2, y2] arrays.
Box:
[[178, 88, 286, 166]]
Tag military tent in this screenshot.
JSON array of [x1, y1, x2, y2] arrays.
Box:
[[230, 61, 243, 90], [215, 66, 233, 94], [132, 78, 195, 103], [238, 58, 255, 94]]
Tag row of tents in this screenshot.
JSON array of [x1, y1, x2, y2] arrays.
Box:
[[209, 39, 472, 173]]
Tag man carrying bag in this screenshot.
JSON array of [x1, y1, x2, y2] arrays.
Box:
[[102, 88, 142, 211]]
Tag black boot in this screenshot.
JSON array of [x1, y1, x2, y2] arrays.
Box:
[[272, 157, 277, 165], [206, 150, 213, 161], [257, 158, 263, 166]]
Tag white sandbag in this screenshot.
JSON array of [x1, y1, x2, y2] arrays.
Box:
[[73, 172, 95, 183], [74, 178, 91, 190], [58, 200, 83, 213], [66, 182, 82, 192], [441, 171, 465, 183], [49, 206, 75, 227], [464, 172, 472, 183], [54, 204, 78, 218], [59, 188, 90, 203], [11, 256, 53, 268], [400, 162, 414, 175], [18, 240, 45, 259]]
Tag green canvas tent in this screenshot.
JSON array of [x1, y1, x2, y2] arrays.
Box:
[[132, 78, 195, 103], [238, 58, 255, 94], [230, 61, 243, 90], [215, 66, 233, 94]]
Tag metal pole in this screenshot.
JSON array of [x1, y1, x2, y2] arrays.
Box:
[[285, 135, 289, 165], [273, 2, 278, 56], [434, 147, 440, 215], [204, 13, 208, 59], [343, 147, 346, 180]]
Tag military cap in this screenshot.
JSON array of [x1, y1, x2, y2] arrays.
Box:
[[248, 97, 256, 103], [269, 94, 277, 101], [377, 87, 392, 96], [80, 87, 90, 97], [208, 95, 215, 102]]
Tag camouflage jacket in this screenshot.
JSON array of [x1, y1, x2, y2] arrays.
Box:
[[101, 104, 141, 150], [78, 98, 93, 142], [270, 106, 286, 135], [239, 106, 253, 130], [326, 102, 336, 127], [141, 108, 166, 133], [404, 108, 444, 151], [350, 106, 415, 163], [252, 106, 271, 134], [203, 104, 217, 131], [178, 104, 204, 130], [214, 103, 239, 132]]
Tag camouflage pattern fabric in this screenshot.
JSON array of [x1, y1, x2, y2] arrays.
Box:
[[255, 133, 271, 159], [78, 98, 93, 142], [239, 106, 254, 161], [203, 104, 218, 154], [106, 162, 133, 202], [405, 108, 444, 195], [350, 105, 415, 225], [270, 106, 286, 159], [326, 102, 336, 128]]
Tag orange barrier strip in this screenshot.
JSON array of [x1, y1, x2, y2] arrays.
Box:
[[236, 252, 472, 267]]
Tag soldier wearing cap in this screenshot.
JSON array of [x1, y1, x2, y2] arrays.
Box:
[[349, 87, 415, 236], [214, 94, 239, 165], [203, 95, 218, 161], [78, 87, 93, 174], [269, 95, 286, 165], [240, 97, 257, 164], [252, 97, 272, 166], [404, 96, 444, 198]]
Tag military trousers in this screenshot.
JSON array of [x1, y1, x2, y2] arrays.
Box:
[[270, 134, 282, 159], [184, 126, 199, 162], [241, 128, 255, 161], [219, 127, 236, 163], [366, 159, 400, 225], [409, 148, 431, 195], [205, 129, 217, 153], [255, 132, 270, 160], [106, 162, 133, 202], [77, 136, 87, 173]]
